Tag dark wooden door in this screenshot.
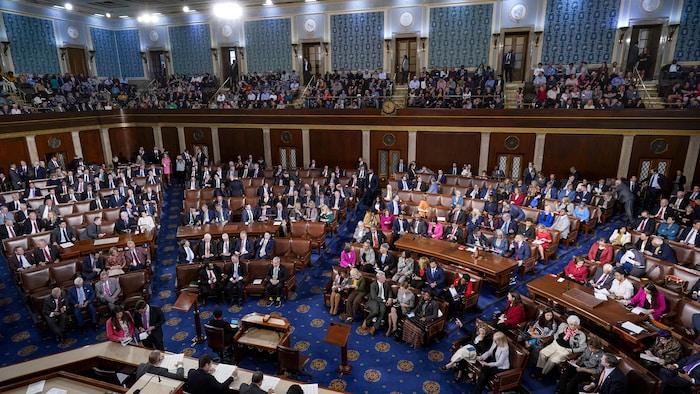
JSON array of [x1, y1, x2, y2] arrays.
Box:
[[394, 38, 417, 84], [630, 24, 662, 79], [66, 47, 88, 77], [503, 33, 529, 82], [302, 43, 324, 82], [148, 51, 166, 80], [221, 47, 239, 84], [378, 149, 401, 184]]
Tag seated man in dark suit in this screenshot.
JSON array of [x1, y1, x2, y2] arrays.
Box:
[[80, 217, 106, 240], [255, 231, 275, 260], [226, 255, 247, 307], [136, 350, 185, 381], [376, 243, 397, 274], [199, 261, 223, 302], [443, 223, 464, 243], [51, 220, 77, 245], [423, 259, 446, 297], [0, 218, 19, 240], [633, 210, 656, 233], [43, 287, 68, 342], [234, 230, 254, 260], [178, 239, 197, 264], [587, 263, 615, 290], [238, 371, 266, 394], [34, 239, 61, 265], [648, 236, 678, 264], [509, 234, 531, 284], [197, 233, 218, 262], [392, 212, 410, 240], [67, 277, 99, 332], [517, 218, 536, 241], [7, 245, 36, 272], [115, 211, 137, 234], [187, 354, 237, 394], [22, 211, 45, 235], [265, 257, 288, 307], [658, 348, 700, 394], [241, 204, 257, 224], [182, 207, 199, 226], [678, 220, 700, 248], [89, 196, 109, 210], [363, 224, 387, 249], [81, 250, 105, 280], [410, 214, 428, 236], [107, 189, 124, 208], [207, 308, 236, 347], [582, 353, 627, 394], [447, 205, 467, 226]]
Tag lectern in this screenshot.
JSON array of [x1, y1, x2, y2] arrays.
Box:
[[324, 322, 352, 376], [173, 291, 206, 345]]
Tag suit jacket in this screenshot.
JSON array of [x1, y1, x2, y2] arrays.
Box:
[[234, 238, 254, 259], [238, 382, 267, 394], [392, 218, 410, 236], [187, 368, 234, 394], [125, 247, 150, 269], [411, 219, 428, 235], [228, 261, 248, 282], [376, 252, 397, 273], [596, 367, 627, 394], [517, 224, 536, 241], [590, 269, 615, 290], [633, 217, 656, 234], [678, 227, 700, 248], [674, 352, 700, 384], [511, 241, 531, 261], [653, 243, 678, 264], [115, 217, 137, 233], [362, 231, 387, 248], [0, 223, 20, 239], [136, 363, 185, 381], [42, 291, 68, 318], [241, 209, 257, 223], [67, 283, 96, 307], [651, 205, 673, 220], [22, 188, 42, 199], [182, 211, 199, 226], [95, 278, 121, 301], [467, 232, 490, 247], [199, 265, 223, 289], [425, 266, 446, 289], [51, 226, 76, 244], [108, 195, 124, 208], [255, 238, 275, 259], [198, 240, 220, 260], [509, 205, 526, 222], [134, 305, 165, 345], [670, 196, 690, 210], [198, 209, 215, 225], [369, 280, 392, 303], [80, 223, 101, 240], [89, 198, 109, 210], [448, 210, 467, 225], [22, 219, 45, 235], [7, 253, 36, 271], [36, 204, 59, 219], [34, 245, 60, 264], [265, 263, 289, 283], [443, 225, 464, 243]]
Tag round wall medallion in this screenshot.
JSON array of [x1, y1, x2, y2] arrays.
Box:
[[303, 18, 317, 33], [641, 0, 661, 13], [149, 30, 159, 42], [281, 131, 292, 144], [222, 24, 233, 38], [504, 135, 520, 150], [399, 11, 414, 27], [48, 137, 61, 149], [67, 25, 79, 39], [383, 133, 396, 147], [650, 138, 668, 154], [509, 4, 527, 22], [193, 129, 204, 141]]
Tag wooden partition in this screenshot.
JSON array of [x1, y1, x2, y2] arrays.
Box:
[[108, 127, 155, 162], [78, 130, 104, 165], [309, 129, 362, 169], [161, 126, 180, 156], [416, 131, 480, 171], [0, 137, 30, 174], [218, 128, 264, 163], [542, 134, 623, 180]]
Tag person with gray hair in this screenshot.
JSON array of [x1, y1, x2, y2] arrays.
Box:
[[582, 352, 627, 393], [42, 287, 68, 342], [534, 315, 587, 377], [239, 370, 270, 394], [67, 276, 99, 332], [362, 271, 393, 335], [376, 243, 397, 274]]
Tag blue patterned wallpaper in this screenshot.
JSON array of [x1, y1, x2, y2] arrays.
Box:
[[168, 24, 214, 75], [541, 0, 619, 64], [2, 13, 60, 74], [245, 19, 292, 73], [675, 0, 700, 61], [331, 12, 384, 71], [428, 4, 493, 69], [90, 27, 120, 77], [114, 30, 143, 78]]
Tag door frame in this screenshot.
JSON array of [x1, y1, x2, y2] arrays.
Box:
[[500, 29, 532, 83], [147, 47, 170, 80], [392, 35, 419, 83], [300, 41, 325, 81], [627, 18, 669, 80], [64, 45, 89, 77]]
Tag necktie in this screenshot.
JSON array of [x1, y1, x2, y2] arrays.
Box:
[[399, 221, 404, 232], [206, 242, 210, 255], [33, 221, 39, 233], [656, 207, 664, 219], [20, 255, 28, 268], [273, 266, 279, 280], [8, 226, 15, 237], [596, 273, 608, 286], [686, 230, 697, 245], [234, 264, 239, 279], [639, 219, 647, 231], [133, 250, 140, 264], [55, 298, 60, 312], [261, 239, 268, 256], [78, 287, 85, 305], [373, 233, 378, 246], [104, 282, 111, 296], [142, 311, 149, 328], [209, 270, 215, 288], [61, 228, 68, 242], [597, 370, 606, 387], [240, 240, 246, 253], [186, 247, 194, 262], [44, 248, 51, 262]]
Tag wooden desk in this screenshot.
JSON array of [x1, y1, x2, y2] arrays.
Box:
[[233, 313, 291, 363], [176, 222, 280, 240], [394, 235, 517, 295], [527, 275, 648, 333], [173, 291, 205, 345], [126, 374, 184, 394], [59, 230, 156, 259], [0, 342, 344, 393], [0, 371, 127, 394], [324, 322, 352, 376]]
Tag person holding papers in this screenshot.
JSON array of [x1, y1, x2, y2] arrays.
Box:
[[187, 354, 237, 394], [623, 283, 666, 321], [556, 337, 604, 394], [136, 350, 185, 381], [607, 268, 634, 302], [639, 330, 681, 373], [239, 371, 270, 394], [106, 305, 135, 344], [135, 300, 165, 351]]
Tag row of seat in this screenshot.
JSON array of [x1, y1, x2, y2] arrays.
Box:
[[1, 181, 163, 204]]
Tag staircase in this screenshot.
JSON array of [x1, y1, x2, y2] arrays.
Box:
[[504, 82, 524, 109], [392, 85, 408, 109], [637, 80, 664, 109]]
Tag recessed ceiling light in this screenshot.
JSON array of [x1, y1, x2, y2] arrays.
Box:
[[119, 15, 129, 18], [263, 0, 273, 6], [64, 2, 73, 10], [105, 12, 111, 18], [94, 13, 104, 17], [183, 5, 190, 12], [213, 2, 243, 19]]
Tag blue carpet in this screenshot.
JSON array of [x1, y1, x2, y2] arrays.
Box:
[[0, 184, 623, 393]]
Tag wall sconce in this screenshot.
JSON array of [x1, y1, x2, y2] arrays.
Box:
[[492, 33, 500, 49], [88, 50, 96, 61], [140, 51, 147, 63], [163, 51, 170, 62], [0, 41, 9, 56], [291, 43, 298, 56], [384, 39, 392, 53], [667, 24, 680, 41], [59, 47, 67, 60], [420, 37, 426, 52], [322, 42, 329, 55], [618, 26, 629, 44], [211, 48, 218, 61], [534, 31, 543, 47], [234, 47, 244, 59]]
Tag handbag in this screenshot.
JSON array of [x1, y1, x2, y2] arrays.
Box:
[[664, 274, 688, 293]]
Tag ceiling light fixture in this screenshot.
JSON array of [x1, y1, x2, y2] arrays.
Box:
[[106, 12, 111, 18], [183, 6, 190, 12], [213, 2, 243, 19], [64, 3, 73, 10], [263, 0, 273, 6]]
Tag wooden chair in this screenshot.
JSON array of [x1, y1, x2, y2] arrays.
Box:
[[276, 345, 311, 381], [204, 324, 230, 362], [119, 271, 149, 309], [488, 340, 530, 393], [290, 221, 308, 238], [307, 222, 327, 254]]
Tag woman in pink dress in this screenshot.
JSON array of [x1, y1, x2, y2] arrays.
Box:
[[161, 152, 172, 185], [379, 209, 394, 231]]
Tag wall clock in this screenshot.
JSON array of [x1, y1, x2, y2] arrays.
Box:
[[383, 133, 396, 146], [304, 18, 317, 33], [149, 30, 159, 42], [399, 12, 414, 28], [651, 138, 668, 154], [641, 0, 661, 13], [509, 4, 527, 22], [222, 25, 233, 38], [505, 136, 520, 150], [67, 26, 79, 39], [48, 137, 61, 149], [193, 130, 204, 141], [382, 100, 396, 115], [281, 131, 292, 144]]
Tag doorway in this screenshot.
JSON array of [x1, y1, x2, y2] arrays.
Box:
[[503, 33, 530, 82], [66, 47, 88, 77], [394, 38, 417, 84], [278, 147, 299, 169], [221, 47, 240, 84], [148, 51, 167, 81], [629, 24, 662, 80], [378, 150, 401, 184], [302, 43, 324, 84], [638, 158, 670, 180], [496, 153, 523, 180]]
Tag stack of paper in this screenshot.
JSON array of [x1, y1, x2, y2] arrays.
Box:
[[300, 383, 319, 394], [621, 321, 644, 334], [212, 363, 237, 383], [261, 376, 280, 391], [640, 353, 662, 363], [161, 353, 184, 372]]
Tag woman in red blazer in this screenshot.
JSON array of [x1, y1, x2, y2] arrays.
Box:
[[106, 305, 136, 344], [587, 238, 613, 265], [564, 255, 590, 283], [495, 290, 526, 330]]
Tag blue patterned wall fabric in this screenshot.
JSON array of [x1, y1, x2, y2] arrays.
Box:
[[675, 0, 700, 61], [245, 19, 292, 73], [428, 4, 493, 69], [541, 0, 619, 64], [114, 30, 144, 78], [90, 27, 120, 77], [2, 13, 60, 74], [331, 12, 384, 71], [168, 24, 214, 75]]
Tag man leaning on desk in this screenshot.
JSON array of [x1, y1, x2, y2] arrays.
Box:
[[136, 350, 186, 381], [187, 354, 238, 394]]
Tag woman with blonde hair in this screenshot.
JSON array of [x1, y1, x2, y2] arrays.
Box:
[[410, 256, 429, 288], [105, 246, 126, 275], [386, 280, 415, 337], [329, 269, 350, 315], [472, 332, 510, 393], [417, 194, 430, 218]]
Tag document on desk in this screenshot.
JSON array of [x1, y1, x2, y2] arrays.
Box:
[[300, 383, 319, 394], [161, 353, 184, 372], [640, 353, 662, 363], [45, 389, 67, 394], [621, 321, 645, 334], [630, 307, 646, 315], [59, 242, 74, 248], [25, 380, 45, 394], [213, 363, 237, 383], [261, 376, 280, 391], [593, 292, 608, 301]]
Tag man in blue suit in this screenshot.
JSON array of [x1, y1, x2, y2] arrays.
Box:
[[255, 231, 275, 260], [658, 350, 700, 393], [67, 277, 99, 332], [500, 213, 518, 236], [107, 189, 124, 208], [241, 204, 257, 224], [392, 212, 410, 240], [649, 236, 677, 264], [198, 204, 215, 225], [583, 353, 627, 394], [509, 234, 531, 285], [423, 260, 445, 297], [509, 203, 526, 222]]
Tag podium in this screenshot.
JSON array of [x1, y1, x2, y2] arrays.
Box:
[[173, 291, 206, 345], [324, 322, 352, 376]]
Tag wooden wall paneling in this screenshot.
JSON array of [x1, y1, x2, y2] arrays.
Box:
[[694, 152, 700, 189], [370, 130, 408, 166], [108, 127, 155, 163], [488, 133, 537, 175], [416, 132, 480, 172], [542, 134, 623, 182], [78, 130, 104, 165], [270, 129, 303, 169], [34, 132, 75, 167], [0, 137, 30, 174], [629, 135, 690, 180], [218, 128, 264, 164], [309, 130, 362, 169], [161, 127, 180, 158], [183, 127, 213, 162]]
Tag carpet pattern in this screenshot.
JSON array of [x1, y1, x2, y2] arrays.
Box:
[[0, 184, 620, 393]]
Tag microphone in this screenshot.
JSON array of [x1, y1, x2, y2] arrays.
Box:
[[133, 373, 161, 394]]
